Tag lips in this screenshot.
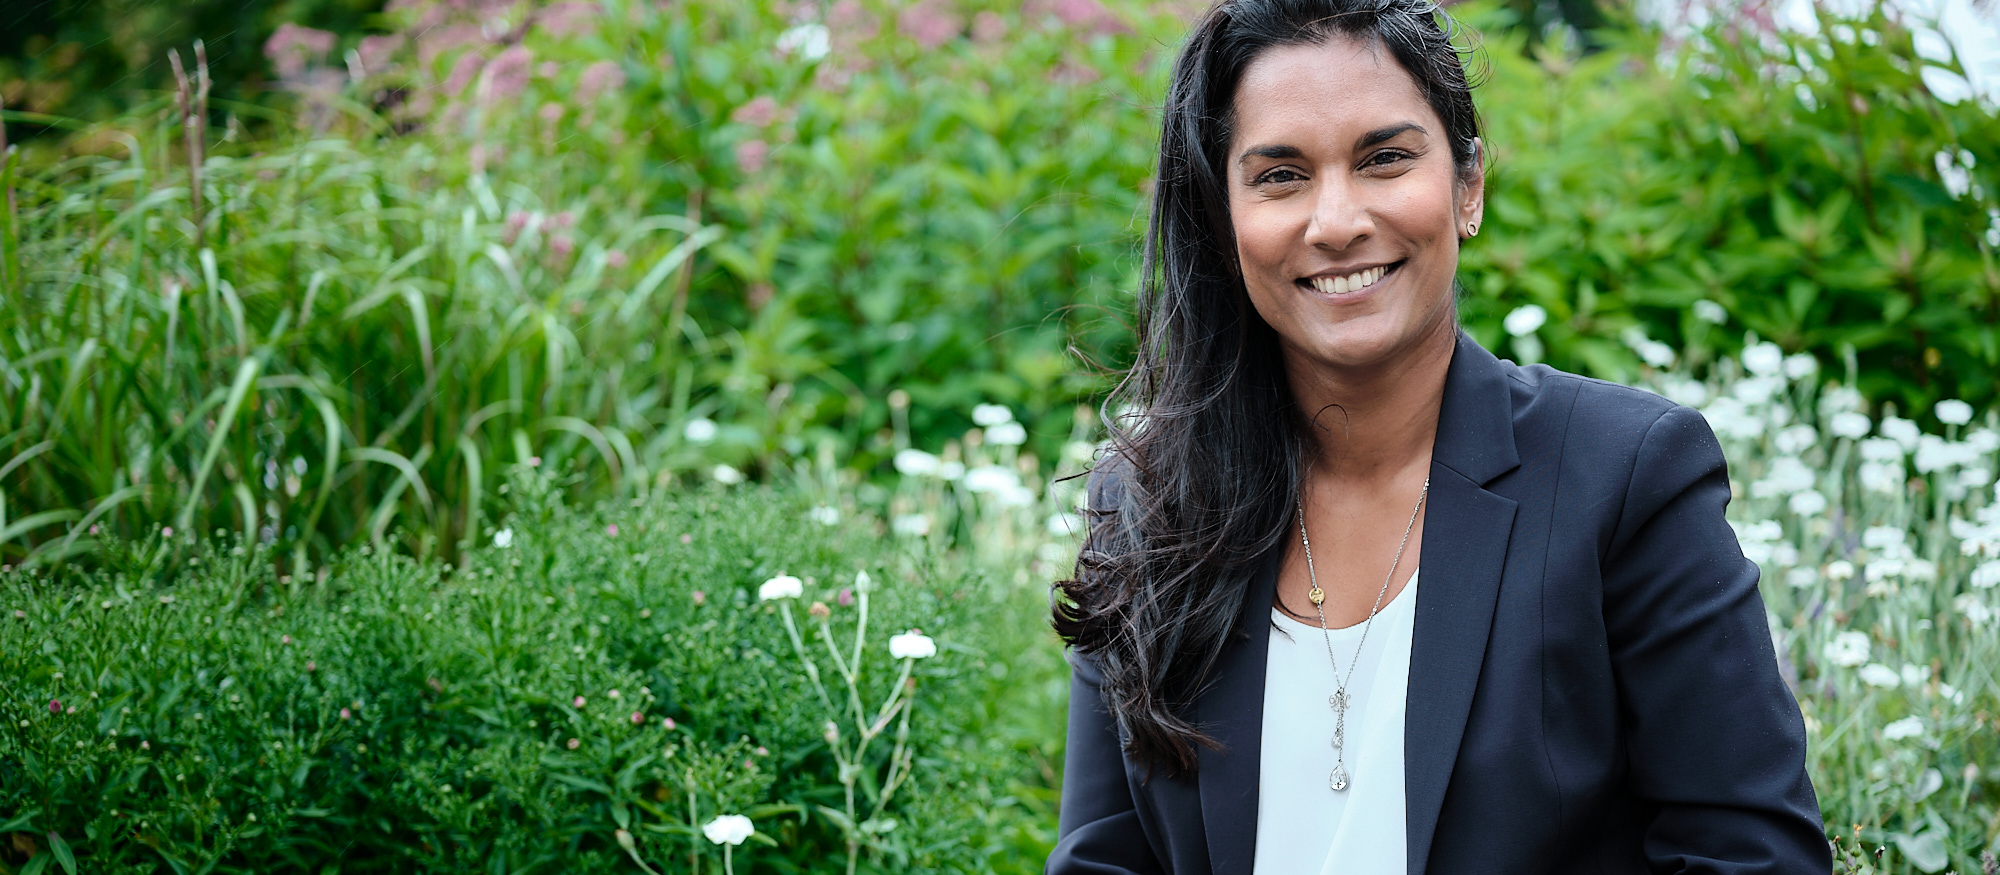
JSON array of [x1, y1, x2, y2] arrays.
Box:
[[1301, 261, 1402, 296]]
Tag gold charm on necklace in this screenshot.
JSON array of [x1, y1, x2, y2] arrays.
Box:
[[1307, 585, 1324, 605]]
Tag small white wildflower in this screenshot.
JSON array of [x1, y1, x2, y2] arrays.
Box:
[[493, 528, 515, 548], [962, 465, 1020, 494], [1862, 526, 1906, 551], [775, 22, 830, 61], [1741, 342, 1784, 376], [1935, 399, 1974, 425], [1937, 149, 1973, 199], [809, 505, 840, 526], [1503, 304, 1547, 337], [1882, 417, 1922, 449], [1959, 468, 1993, 489], [1771, 542, 1799, 567], [938, 460, 965, 480], [1047, 512, 1084, 537], [1782, 353, 1818, 380], [1820, 385, 1865, 415], [1858, 663, 1901, 687], [1900, 663, 1930, 688], [1859, 461, 1904, 494], [1829, 412, 1872, 440], [758, 575, 804, 601], [971, 404, 1014, 426], [985, 421, 1027, 446], [892, 514, 931, 537], [1635, 340, 1676, 368], [1859, 438, 1905, 462], [712, 464, 745, 485], [1752, 457, 1816, 497], [1972, 560, 2000, 589], [1785, 567, 1817, 588], [1775, 425, 1819, 455], [888, 630, 938, 659], [1731, 375, 1781, 406], [702, 813, 756, 846], [1658, 377, 1708, 408], [893, 449, 941, 477], [1955, 592, 1994, 626], [1967, 428, 2000, 455], [1882, 715, 1925, 741], [1823, 629, 1869, 666], [1692, 300, 1728, 324], [684, 418, 719, 444], [1788, 490, 1828, 517]]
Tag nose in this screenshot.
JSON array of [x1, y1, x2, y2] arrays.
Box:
[[1303, 175, 1372, 251]]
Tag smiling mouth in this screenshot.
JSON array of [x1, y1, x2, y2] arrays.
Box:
[[1301, 261, 1403, 296]]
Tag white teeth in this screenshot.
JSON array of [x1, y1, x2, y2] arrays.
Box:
[[1310, 265, 1388, 295]]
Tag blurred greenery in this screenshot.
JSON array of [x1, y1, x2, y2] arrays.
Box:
[[3, 0, 1994, 568], [0, 472, 1069, 873]]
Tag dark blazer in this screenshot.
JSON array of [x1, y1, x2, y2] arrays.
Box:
[[1049, 333, 1828, 875]]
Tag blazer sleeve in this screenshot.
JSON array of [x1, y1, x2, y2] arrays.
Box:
[[1048, 462, 1165, 875], [1601, 405, 1830, 873]]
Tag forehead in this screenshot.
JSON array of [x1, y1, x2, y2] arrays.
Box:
[[1229, 36, 1437, 146]]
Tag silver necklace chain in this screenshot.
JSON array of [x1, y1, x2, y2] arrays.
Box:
[[1295, 476, 1429, 792]]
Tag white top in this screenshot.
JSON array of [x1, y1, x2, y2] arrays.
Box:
[[1253, 570, 1417, 875]]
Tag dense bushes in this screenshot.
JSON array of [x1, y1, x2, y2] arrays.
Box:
[[0, 476, 1065, 873], [1, 0, 1994, 564]]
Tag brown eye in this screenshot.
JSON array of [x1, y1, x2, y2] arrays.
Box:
[[1255, 168, 1306, 185]]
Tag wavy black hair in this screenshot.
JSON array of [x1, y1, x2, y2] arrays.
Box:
[[1052, 0, 1484, 777]]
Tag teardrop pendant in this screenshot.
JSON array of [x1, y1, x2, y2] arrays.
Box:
[[1329, 765, 1349, 792]]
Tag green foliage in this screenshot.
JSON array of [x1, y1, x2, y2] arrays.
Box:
[[0, 475, 1062, 873], [1461, 5, 2000, 403]]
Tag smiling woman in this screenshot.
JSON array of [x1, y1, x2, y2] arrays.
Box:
[[1049, 0, 1830, 873]]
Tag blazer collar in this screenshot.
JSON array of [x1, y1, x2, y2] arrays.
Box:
[[1193, 331, 1523, 875], [1432, 331, 1522, 487]]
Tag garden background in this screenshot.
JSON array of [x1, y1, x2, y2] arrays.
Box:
[[3, 0, 2000, 871]]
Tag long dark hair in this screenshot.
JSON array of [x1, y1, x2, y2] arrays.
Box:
[[1052, 0, 1484, 777]]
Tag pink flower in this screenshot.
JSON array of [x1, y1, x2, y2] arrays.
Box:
[[340, 708, 352, 719], [692, 590, 706, 606], [755, 746, 769, 756], [631, 711, 644, 725], [48, 699, 61, 714], [282, 635, 293, 645], [538, 1, 602, 37], [529, 456, 542, 467], [550, 234, 575, 259], [443, 51, 486, 95], [305, 661, 317, 672], [265, 23, 337, 78], [663, 717, 677, 730], [578, 60, 626, 104], [731, 96, 780, 127], [356, 34, 404, 74], [606, 524, 619, 537], [141, 740, 150, 750], [1029, 0, 1128, 35], [897, 0, 963, 49], [539, 102, 566, 125], [735, 140, 769, 173], [573, 696, 587, 708], [479, 46, 534, 104], [679, 534, 693, 544], [162, 527, 173, 537], [606, 250, 629, 268], [837, 587, 854, 607], [972, 11, 1007, 43], [418, 23, 484, 67], [567, 737, 581, 749]]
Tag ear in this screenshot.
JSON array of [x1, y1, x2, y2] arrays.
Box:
[[1457, 137, 1486, 239]]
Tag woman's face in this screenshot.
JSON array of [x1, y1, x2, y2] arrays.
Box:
[[1226, 36, 1482, 376]]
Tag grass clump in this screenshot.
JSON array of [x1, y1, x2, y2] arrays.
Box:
[[0, 471, 1062, 874]]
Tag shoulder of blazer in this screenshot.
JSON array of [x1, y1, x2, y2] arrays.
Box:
[[1493, 356, 1685, 455]]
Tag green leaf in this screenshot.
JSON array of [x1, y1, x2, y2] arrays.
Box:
[[46, 832, 75, 875]]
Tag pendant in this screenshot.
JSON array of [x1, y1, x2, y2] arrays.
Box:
[[1308, 585, 1325, 606], [1329, 765, 1348, 792]]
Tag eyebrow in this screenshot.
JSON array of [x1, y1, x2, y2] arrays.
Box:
[[1235, 123, 1429, 165]]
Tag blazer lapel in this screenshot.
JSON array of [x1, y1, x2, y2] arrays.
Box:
[[1198, 546, 1282, 875], [1406, 334, 1521, 875]]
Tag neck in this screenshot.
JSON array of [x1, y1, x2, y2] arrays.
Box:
[[1286, 324, 1455, 482]]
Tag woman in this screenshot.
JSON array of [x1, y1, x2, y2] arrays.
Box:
[[1048, 0, 1828, 872]]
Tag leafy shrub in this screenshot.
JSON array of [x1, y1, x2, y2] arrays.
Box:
[[3, 0, 1994, 566], [0, 474, 1061, 873], [1652, 349, 2000, 873]]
